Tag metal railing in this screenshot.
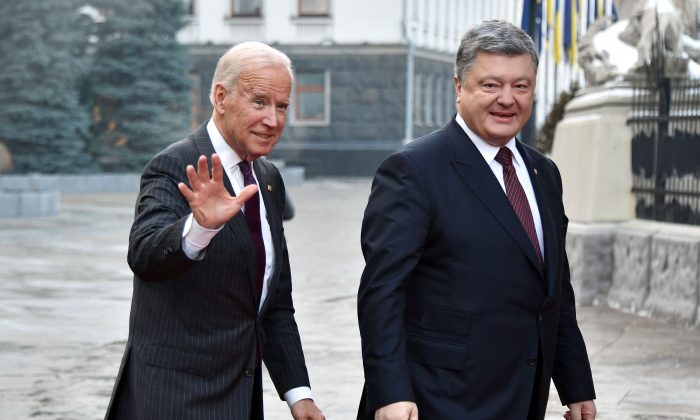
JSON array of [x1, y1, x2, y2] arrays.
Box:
[[627, 77, 700, 225]]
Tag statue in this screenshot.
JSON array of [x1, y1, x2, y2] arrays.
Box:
[[579, 0, 698, 85], [579, 16, 618, 85]]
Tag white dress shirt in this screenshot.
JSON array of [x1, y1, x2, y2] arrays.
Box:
[[180, 119, 312, 407], [455, 114, 545, 257]]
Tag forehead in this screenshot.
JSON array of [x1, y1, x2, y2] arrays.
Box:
[[467, 52, 536, 80], [238, 65, 292, 94]]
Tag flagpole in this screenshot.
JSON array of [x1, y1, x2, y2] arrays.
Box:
[[522, 0, 540, 146]]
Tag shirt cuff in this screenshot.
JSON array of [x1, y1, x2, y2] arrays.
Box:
[[284, 387, 314, 408], [181, 214, 223, 260]]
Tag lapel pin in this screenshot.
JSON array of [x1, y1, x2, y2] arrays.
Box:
[[534, 168, 538, 175], [267, 185, 272, 192]]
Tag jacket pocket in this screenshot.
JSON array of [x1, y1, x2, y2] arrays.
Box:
[[420, 306, 471, 336], [406, 335, 467, 371], [139, 343, 216, 378]]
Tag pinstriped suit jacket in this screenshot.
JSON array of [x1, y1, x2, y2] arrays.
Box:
[[105, 122, 310, 420]]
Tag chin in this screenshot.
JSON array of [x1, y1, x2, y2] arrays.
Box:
[[486, 134, 514, 146]]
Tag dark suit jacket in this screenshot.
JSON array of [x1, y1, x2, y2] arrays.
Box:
[[357, 118, 595, 419], [105, 122, 310, 420]]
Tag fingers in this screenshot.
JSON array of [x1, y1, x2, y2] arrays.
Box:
[[185, 163, 201, 191], [374, 401, 418, 420], [211, 153, 224, 183], [185, 154, 219, 192], [236, 184, 259, 205], [569, 406, 582, 420], [290, 399, 325, 420], [582, 400, 597, 419], [177, 182, 194, 202], [197, 155, 210, 183]]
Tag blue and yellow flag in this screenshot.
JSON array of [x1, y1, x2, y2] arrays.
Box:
[[563, 0, 579, 64], [521, 0, 544, 53], [554, 0, 563, 63]]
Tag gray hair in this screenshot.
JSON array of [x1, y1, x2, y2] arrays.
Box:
[[209, 42, 295, 105], [454, 19, 538, 83]]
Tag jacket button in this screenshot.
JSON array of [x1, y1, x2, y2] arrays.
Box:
[[244, 369, 253, 377], [538, 314, 543, 322], [528, 357, 537, 366]]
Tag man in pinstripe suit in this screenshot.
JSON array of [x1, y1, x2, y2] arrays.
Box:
[[105, 42, 325, 420]]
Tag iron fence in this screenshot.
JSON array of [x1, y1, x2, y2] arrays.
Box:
[[627, 78, 700, 225]]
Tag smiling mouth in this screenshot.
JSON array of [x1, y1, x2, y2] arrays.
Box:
[[252, 132, 275, 139], [491, 112, 515, 119]]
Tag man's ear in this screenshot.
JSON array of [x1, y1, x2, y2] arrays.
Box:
[[454, 76, 462, 103], [213, 83, 227, 113]]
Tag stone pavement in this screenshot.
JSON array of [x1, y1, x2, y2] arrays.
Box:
[[0, 178, 699, 420]]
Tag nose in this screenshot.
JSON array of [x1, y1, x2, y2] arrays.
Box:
[[498, 87, 515, 106], [262, 107, 278, 127]]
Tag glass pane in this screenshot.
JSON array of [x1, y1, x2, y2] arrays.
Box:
[[234, 0, 261, 16], [298, 72, 325, 86], [299, 0, 329, 15], [298, 92, 325, 119]]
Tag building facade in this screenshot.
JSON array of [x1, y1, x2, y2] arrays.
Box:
[[180, 0, 520, 176]]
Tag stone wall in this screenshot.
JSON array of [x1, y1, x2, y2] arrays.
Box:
[[568, 220, 700, 328]]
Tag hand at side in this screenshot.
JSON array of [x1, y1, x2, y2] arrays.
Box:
[[290, 399, 325, 420], [564, 400, 596, 420], [375, 401, 419, 420]]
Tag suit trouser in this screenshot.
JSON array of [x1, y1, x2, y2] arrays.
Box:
[[250, 365, 264, 420], [527, 346, 546, 420]]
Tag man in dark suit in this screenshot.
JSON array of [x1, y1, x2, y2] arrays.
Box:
[[105, 42, 325, 420], [357, 20, 597, 420]]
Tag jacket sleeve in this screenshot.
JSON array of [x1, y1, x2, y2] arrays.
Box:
[[357, 151, 431, 413], [549, 161, 597, 404], [127, 152, 198, 281]]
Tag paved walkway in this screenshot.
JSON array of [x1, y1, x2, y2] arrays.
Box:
[[1, 178, 699, 419]]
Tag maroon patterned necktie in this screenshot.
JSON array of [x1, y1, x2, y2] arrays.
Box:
[[239, 160, 265, 299], [494, 147, 544, 269]]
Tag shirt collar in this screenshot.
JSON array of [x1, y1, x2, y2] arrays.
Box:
[[454, 113, 524, 168], [207, 119, 244, 172]]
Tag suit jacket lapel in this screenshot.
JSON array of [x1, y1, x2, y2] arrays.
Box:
[[516, 142, 559, 293], [446, 120, 543, 276], [192, 121, 259, 304], [252, 159, 282, 312], [192, 124, 237, 197]]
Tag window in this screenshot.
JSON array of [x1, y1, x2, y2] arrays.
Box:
[[299, 0, 330, 16], [231, 0, 261, 17], [292, 71, 330, 125], [446, 76, 455, 119], [414, 73, 423, 126], [435, 75, 443, 124], [423, 74, 433, 126]]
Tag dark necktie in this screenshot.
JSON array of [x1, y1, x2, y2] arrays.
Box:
[[239, 160, 265, 299], [494, 147, 544, 269]]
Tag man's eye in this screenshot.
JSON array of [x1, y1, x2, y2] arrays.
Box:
[[253, 99, 264, 106], [277, 104, 289, 112]]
